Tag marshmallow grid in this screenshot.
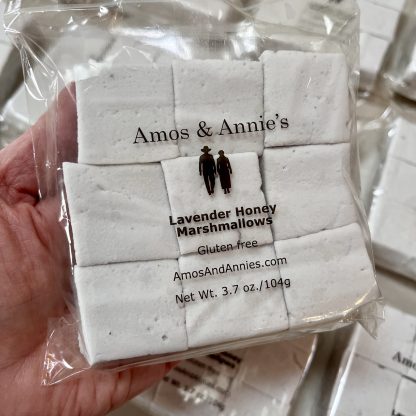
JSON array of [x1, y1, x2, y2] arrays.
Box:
[[66, 52, 377, 365], [336, 305, 416, 415]]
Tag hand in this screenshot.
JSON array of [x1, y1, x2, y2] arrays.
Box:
[[0, 85, 173, 416]]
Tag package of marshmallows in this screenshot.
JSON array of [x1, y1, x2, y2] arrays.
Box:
[[5, 0, 382, 384]]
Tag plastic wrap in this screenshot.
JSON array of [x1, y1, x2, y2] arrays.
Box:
[[4, 0, 382, 385], [327, 304, 416, 416], [131, 335, 316, 416], [369, 102, 416, 282]]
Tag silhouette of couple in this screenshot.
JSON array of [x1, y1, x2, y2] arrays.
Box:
[[199, 145, 232, 196]]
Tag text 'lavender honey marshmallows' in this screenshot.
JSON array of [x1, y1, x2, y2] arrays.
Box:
[[67, 52, 378, 364]]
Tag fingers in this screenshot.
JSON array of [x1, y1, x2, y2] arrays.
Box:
[[0, 84, 77, 204]]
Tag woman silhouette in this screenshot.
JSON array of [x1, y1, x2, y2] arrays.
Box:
[[217, 150, 232, 194]]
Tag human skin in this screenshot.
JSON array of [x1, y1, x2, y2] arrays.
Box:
[[0, 85, 173, 416]]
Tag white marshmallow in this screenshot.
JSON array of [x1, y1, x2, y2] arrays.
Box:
[[365, 0, 405, 12], [262, 144, 357, 240], [77, 66, 179, 164], [262, 51, 350, 147], [162, 152, 273, 255], [360, 32, 389, 88], [394, 378, 416, 416], [63, 162, 179, 266], [74, 260, 187, 365], [355, 305, 416, 377], [370, 198, 416, 280], [389, 118, 416, 166], [335, 355, 401, 416], [275, 223, 377, 329], [173, 60, 264, 157], [378, 157, 416, 207], [357, 0, 400, 41], [179, 245, 289, 348]]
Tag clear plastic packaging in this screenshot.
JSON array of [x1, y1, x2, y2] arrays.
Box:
[[131, 335, 317, 416], [327, 304, 416, 416], [5, 0, 382, 385], [369, 99, 416, 282]]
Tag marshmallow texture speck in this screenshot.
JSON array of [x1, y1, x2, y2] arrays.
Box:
[[173, 60, 264, 157], [262, 51, 350, 147], [262, 144, 357, 240], [77, 66, 179, 164], [63, 162, 179, 266], [335, 355, 401, 416], [180, 245, 289, 348], [75, 260, 187, 365], [275, 223, 376, 329], [162, 152, 273, 255]]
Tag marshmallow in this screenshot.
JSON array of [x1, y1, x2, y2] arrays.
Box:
[[378, 157, 416, 207], [394, 378, 416, 416], [355, 305, 416, 377], [77, 66, 179, 164], [357, 0, 400, 41], [63, 162, 179, 266], [389, 118, 416, 166], [262, 144, 357, 240], [262, 51, 350, 147], [162, 152, 273, 255], [359, 32, 389, 88], [365, 0, 406, 12], [179, 244, 289, 348], [275, 223, 377, 329], [74, 260, 188, 365], [172, 60, 264, 157], [335, 355, 401, 416], [370, 198, 416, 280]]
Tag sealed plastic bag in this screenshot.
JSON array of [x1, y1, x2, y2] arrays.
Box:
[[132, 335, 316, 416], [327, 302, 416, 416], [4, 0, 382, 384]]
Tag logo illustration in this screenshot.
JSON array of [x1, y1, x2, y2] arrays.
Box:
[[199, 146, 233, 196]]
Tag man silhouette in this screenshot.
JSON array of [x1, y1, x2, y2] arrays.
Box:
[[199, 145, 216, 195]]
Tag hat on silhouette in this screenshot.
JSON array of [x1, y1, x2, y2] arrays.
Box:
[[201, 145, 212, 152]]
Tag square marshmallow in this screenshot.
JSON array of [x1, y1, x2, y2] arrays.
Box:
[[75, 260, 187, 365], [370, 198, 416, 280], [357, 0, 401, 41], [262, 144, 357, 240], [275, 223, 377, 329], [389, 118, 416, 166], [77, 66, 179, 164], [180, 244, 289, 348], [262, 51, 350, 147], [173, 60, 264, 157], [63, 162, 179, 266], [355, 305, 416, 377], [335, 355, 401, 416], [162, 152, 273, 255]]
